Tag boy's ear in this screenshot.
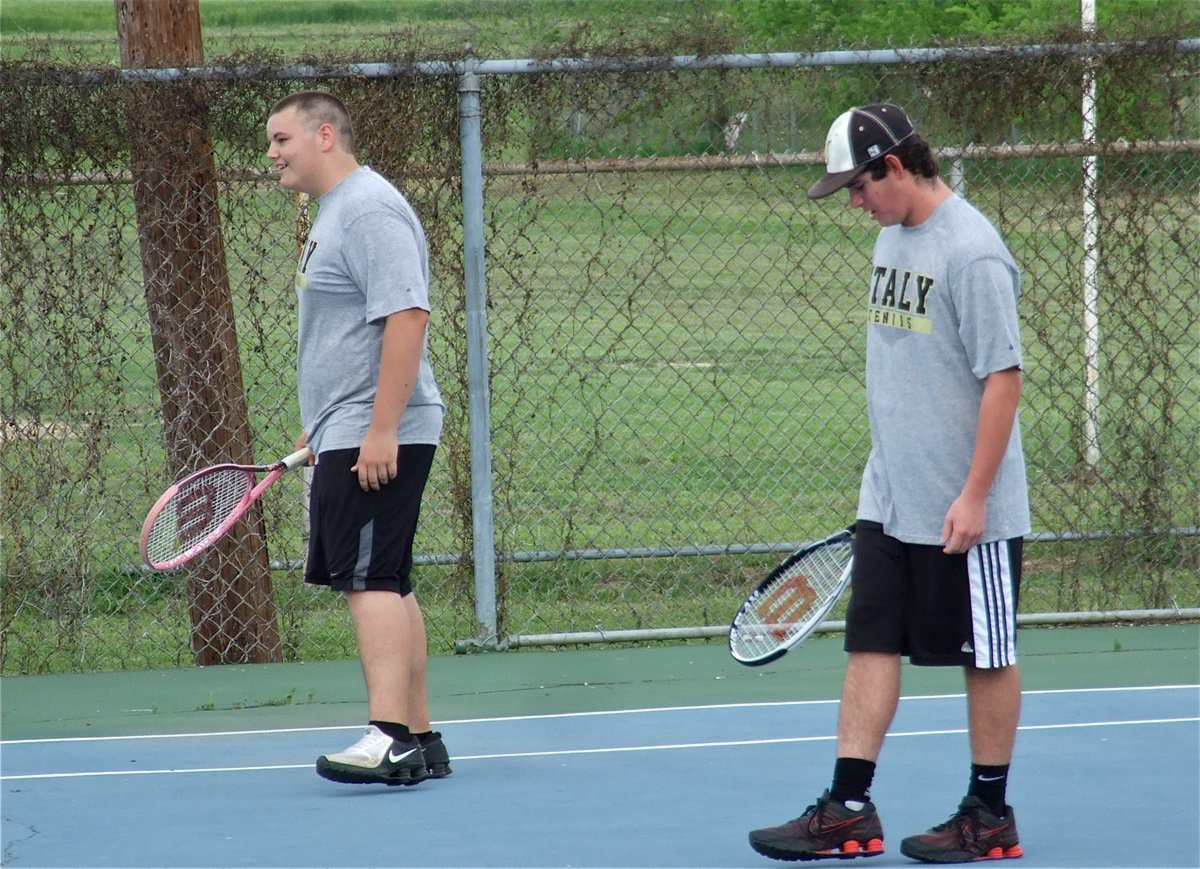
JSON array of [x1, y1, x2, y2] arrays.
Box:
[[317, 121, 338, 152]]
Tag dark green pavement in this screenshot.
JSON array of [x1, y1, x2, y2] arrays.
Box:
[[2, 623, 1196, 741]]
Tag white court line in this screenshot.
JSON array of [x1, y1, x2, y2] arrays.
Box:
[[2, 715, 1196, 782], [2, 684, 1195, 746]]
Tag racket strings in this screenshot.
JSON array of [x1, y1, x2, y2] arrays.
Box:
[[143, 469, 252, 563], [731, 542, 852, 659]]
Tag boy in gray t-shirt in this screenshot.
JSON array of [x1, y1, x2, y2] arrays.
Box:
[[267, 91, 450, 788], [750, 104, 1029, 865]]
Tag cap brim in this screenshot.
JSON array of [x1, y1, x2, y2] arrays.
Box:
[[807, 167, 860, 200]]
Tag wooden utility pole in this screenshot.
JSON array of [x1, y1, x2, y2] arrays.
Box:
[[115, 0, 281, 665]]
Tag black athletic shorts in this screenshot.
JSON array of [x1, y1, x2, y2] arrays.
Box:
[[844, 520, 1023, 668], [304, 444, 435, 596]]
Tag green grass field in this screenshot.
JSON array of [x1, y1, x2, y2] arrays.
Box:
[[1, 0, 741, 63], [5, 0, 1193, 64]]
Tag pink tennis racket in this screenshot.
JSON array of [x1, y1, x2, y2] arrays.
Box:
[[139, 447, 312, 571]]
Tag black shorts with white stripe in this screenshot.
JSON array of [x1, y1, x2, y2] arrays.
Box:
[[844, 521, 1022, 668]]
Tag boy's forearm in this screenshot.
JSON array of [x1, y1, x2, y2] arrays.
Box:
[[368, 308, 429, 436], [962, 367, 1022, 501]]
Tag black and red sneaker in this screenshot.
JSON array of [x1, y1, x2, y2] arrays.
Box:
[[900, 796, 1023, 863], [749, 790, 885, 861]]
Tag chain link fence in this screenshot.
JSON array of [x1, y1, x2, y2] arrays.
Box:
[[2, 30, 1197, 673]]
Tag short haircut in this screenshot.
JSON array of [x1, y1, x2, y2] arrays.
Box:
[[863, 133, 939, 182], [270, 91, 356, 154]]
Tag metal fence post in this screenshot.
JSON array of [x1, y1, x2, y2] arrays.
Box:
[[1080, 0, 1103, 471], [457, 50, 498, 644]]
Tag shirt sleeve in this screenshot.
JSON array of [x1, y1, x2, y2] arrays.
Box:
[[952, 255, 1024, 380], [342, 208, 431, 323]]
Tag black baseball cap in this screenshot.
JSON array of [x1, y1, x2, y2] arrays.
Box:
[[807, 103, 915, 199]]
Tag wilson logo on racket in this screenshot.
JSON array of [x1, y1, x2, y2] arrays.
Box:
[[761, 573, 818, 640], [175, 480, 218, 541]]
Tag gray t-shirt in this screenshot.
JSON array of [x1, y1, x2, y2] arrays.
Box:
[[295, 166, 444, 454], [857, 194, 1030, 545]]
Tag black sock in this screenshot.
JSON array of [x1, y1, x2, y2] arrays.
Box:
[[414, 730, 436, 744], [370, 720, 412, 742], [968, 763, 1010, 816], [830, 757, 876, 805]]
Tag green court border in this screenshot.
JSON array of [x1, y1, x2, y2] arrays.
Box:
[[1, 623, 1196, 741]]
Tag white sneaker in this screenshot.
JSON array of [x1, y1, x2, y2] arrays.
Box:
[[316, 725, 428, 786]]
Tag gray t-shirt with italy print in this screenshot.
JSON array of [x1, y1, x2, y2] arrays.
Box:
[[857, 193, 1031, 545]]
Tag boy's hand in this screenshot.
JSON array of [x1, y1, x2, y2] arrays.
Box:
[[941, 494, 986, 554], [352, 428, 399, 491]]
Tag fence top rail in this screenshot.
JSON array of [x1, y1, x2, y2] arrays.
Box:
[[6, 38, 1198, 86]]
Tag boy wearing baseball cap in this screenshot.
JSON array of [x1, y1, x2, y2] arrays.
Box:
[[749, 104, 1030, 864]]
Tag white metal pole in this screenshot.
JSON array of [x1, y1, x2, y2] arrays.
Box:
[[1081, 0, 1102, 470]]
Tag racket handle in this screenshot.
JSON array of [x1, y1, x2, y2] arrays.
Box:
[[281, 447, 313, 471]]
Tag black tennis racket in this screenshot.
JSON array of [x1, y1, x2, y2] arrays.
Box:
[[729, 526, 855, 666], [139, 447, 311, 571]]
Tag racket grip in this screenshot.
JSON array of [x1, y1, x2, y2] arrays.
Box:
[[281, 447, 313, 470]]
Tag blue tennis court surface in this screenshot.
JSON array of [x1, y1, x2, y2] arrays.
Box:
[[2, 625, 1198, 867]]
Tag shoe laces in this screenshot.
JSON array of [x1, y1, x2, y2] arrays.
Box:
[[336, 726, 392, 762], [796, 793, 839, 830], [930, 805, 987, 842]]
